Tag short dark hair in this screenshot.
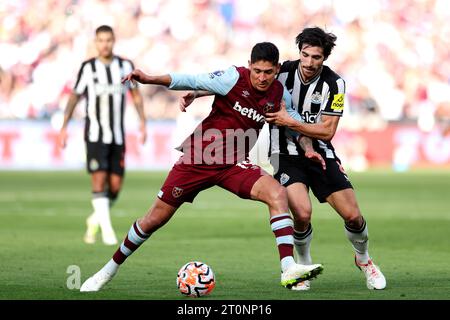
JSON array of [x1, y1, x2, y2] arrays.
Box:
[[95, 25, 114, 36], [250, 42, 279, 65], [295, 27, 337, 59]]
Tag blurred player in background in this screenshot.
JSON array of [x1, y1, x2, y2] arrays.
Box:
[[79, 42, 325, 292], [59, 25, 147, 245], [265, 27, 386, 290]]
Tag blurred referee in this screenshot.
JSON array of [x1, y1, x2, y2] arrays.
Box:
[[59, 25, 147, 245]]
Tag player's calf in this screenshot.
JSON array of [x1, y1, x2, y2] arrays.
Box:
[[270, 213, 323, 288], [81, 200, 178, 292], [345, 216, 369, 264], [293, 223, 313, 265], [80, 220, 151, 292]]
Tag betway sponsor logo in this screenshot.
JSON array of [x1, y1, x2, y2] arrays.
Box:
[[233, 102, 265, 123], [177, 127, 263, 165]]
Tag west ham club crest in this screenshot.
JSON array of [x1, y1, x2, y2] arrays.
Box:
[[172, 187, 184, 198], [263, 102, 275, 113]]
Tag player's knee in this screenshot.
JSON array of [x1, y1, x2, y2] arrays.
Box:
[[266, 185, 288, 208], [140, 201, 176, 233], [140, 215, 164, 233], [344, 214, 364, 230], [109, 181, 122, 194], [291, 207, 312, 224]]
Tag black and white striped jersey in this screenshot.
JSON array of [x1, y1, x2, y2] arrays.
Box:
[[74, 56, 134, 145], [269, 59, 345, 159]]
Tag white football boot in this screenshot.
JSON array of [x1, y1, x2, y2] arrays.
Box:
[[290, 280, 310, 291], [83, 213, 99, 244], [355, 256, 386, 290], [281, 263, 323, 288], [101, 229, 118, 246], [80, 269, 117, 292], [99, 216, 118, 245]]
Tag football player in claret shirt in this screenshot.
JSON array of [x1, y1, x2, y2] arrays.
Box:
[[80, 42, 325, 292]]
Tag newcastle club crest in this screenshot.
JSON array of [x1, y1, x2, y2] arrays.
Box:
[[279, 173, 290, 185]]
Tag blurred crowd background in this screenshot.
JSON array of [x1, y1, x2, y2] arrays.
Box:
[[1, 0, 450, 133]]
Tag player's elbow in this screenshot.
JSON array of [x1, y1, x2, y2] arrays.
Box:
[[321, 126, 336, 141], [322, 132, 334, 141]]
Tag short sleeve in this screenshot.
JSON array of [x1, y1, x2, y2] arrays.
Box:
[[74, 62, 88, 95], [123, 59, 137, 91], [322, 78, 345, 117]]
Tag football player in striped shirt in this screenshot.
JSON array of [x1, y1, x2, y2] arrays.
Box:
[[59, 25, 147, 246], [266, 27, 386, 290]]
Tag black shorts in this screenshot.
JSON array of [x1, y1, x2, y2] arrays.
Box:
[[272, 154, 353, 203], [86, 142, 125, 176]]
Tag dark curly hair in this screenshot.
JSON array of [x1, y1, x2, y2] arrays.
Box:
[[295, 27, 337, 59]]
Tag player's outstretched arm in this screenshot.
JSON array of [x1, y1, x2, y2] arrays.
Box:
[[59, 92, 81, 149], [123, 66, 238, 97], [122, 69, 172, 86]]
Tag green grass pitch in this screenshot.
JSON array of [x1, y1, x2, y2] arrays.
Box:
[[1, 169, 449, 300]]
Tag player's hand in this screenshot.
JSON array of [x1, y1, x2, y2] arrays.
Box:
[[139, 122, 147, 144], [443, 125, 450, 137], [58, 128, 68, 149], [265, 100, 293, 127], [179, 92, 197, 112], [121, 69, 148, 85], [305, 150, 327, 170]]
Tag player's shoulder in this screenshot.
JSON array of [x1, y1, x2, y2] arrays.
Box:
[[232, 66, 249, 82], [279, 59, 300, 74], [272, 78, 284, 93], [114, 55, 134, 67], [234, 65, 247, 75], [321, 65, 344, 85], [79, 57, 96, 69]]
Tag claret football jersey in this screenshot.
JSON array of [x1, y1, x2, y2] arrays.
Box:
[[169, 66, 291, 165]]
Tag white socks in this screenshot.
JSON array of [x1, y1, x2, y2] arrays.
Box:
[[292, 220, 370, 266], [92, 196, 112, 231], [345, 219, 370, 264], [100, 259, 119, 276], [281, 256, 296, 272], [293, 224, 313, 265], [92, 194, 117, 244]]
